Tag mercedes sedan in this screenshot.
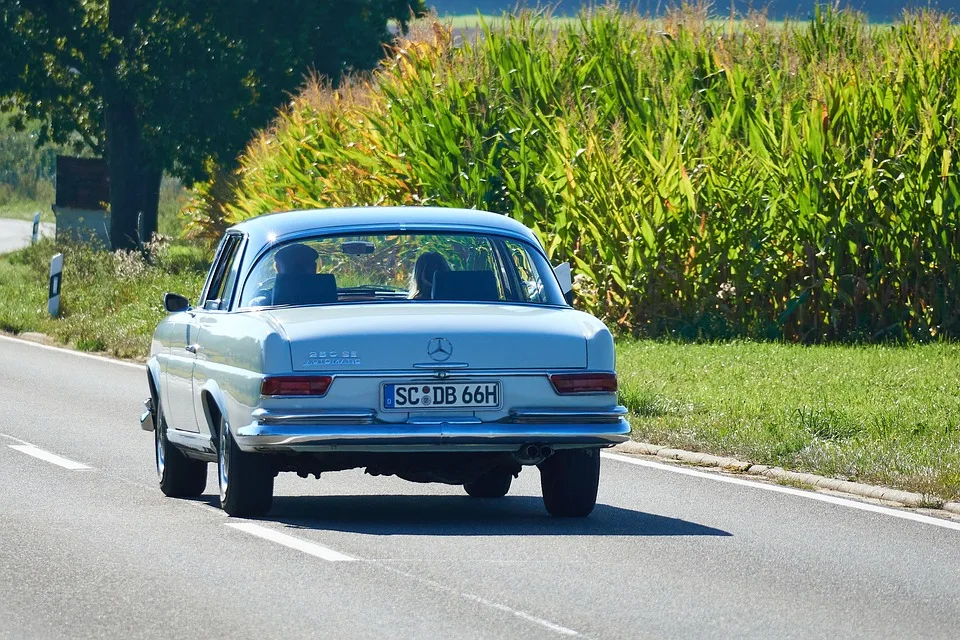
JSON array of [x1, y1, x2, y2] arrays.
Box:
[[140, 207, 629, 517]]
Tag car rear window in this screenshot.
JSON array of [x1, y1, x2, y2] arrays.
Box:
[[238, 231, 566, 308]]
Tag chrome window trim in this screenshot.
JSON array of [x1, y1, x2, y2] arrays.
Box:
[[199, 231, 245, 309]]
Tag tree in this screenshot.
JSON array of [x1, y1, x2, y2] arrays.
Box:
[[0, 0, 424, 249]]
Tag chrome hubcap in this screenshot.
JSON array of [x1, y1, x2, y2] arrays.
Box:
[[155, 422, 165, 478], [218, 424, 229, 500]]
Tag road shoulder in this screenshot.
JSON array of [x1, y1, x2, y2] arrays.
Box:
[[612, 440, 960, 518]]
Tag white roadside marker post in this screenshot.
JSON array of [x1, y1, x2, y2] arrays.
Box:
[[48, 253, 63, 318], [31, 212, 40, 244]]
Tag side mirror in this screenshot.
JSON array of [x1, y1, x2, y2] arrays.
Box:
[[553, 262, 574, 306], [163, 292, 190, 313]]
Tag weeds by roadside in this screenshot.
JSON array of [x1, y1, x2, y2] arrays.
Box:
[[0, 238, 209, 358], [0, 196, 54, 222]]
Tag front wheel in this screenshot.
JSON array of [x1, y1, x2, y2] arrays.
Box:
[[539, 448, 601, 517], [155, 400, 207, 498], [218, 417, 274, 517], [464, 468, 513, 498]]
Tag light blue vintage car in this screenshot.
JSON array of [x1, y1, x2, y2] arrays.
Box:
[[141, 207, 629, 517]]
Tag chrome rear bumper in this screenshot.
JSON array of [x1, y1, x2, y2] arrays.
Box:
[[235, 407, 630, 453], [140, 398, 155, 432]]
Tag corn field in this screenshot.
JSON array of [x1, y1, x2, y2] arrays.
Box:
[[192, 5, 960, 342]]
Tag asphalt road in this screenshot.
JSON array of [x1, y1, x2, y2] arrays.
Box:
[[0, 218, 55, 254], [1, 335, 958, 639]]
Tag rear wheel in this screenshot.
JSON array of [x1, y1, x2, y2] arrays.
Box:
[[155, 400, 207, 498], [539, 448, 601, 517], [218, 417, 274, 517], [464, 468, 513, 498]]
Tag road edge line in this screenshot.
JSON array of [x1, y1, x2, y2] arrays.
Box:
[[611, 440, 960, 517], [0, 332, 143, 370], [601, 450, 960, 532]]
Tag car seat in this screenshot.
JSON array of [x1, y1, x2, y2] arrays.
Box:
[[272, 273, 338, 306], [432, 270, 500, 302]]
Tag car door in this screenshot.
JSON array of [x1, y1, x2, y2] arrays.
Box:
[[190, 234, 247, 440], [165, 234, 242, 433]]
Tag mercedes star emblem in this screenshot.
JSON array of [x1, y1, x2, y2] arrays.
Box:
[[427, 337, 453, 362]]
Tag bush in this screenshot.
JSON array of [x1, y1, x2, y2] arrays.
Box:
[[195, 5, 960, 342]]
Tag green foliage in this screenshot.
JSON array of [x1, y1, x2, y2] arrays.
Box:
[[0, 238, 209, 358], [618, 340, 960, 501], [1, 0, 426, 176], [156, 176, 190, 237], [0, 115, 57, 206], [209, 6, 960, 342], [0, 0, 427, 246]]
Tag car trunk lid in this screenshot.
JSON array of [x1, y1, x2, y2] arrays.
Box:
[[266, 303, 588, 371]]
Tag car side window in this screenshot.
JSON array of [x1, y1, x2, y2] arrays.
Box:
[[202, 235, 242, 310], [218, 238, 246, 310], [505, 240, 547, 303]]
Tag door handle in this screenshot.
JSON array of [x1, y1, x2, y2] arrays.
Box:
[[185, 344, 200, 354]]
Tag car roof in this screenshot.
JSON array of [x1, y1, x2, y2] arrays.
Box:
[[228, 206, 542, 251]]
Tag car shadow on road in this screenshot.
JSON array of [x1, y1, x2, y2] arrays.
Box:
[[262, 494, 731, 537]]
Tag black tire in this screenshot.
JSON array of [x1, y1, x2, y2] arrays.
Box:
[[464, 468, 513, 498], [218, 417, 274, 517], [539, 448, 601, 517], [155, 400, 207, 498]]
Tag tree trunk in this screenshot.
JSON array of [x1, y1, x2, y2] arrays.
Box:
[[104, 0, 162, 251], [105, 99, 142, 250]]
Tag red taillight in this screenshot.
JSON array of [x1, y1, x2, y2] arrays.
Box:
[[549, 373, 617, 394], [261, 376, 333, 396]]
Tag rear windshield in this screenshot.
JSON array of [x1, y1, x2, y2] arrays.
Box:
[[238, 231, 566, 308]]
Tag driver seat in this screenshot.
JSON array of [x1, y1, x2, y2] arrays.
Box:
[[272, 273, 338, 306]]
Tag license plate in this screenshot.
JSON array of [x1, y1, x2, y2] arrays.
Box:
[[382, 381, 501, 411]]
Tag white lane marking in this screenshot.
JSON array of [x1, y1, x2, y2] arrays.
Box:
[[0, 432, 32, 446], [601, 451, 960, 532], [0, 333, 143, 370], [381, 565, 580, 637], [8, 444, 92, 470], [461, 593, 580, 637], [225, 522, 357, 562]]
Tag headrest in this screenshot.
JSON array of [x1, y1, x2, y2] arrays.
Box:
[[273, 273, 338, 306], [275, 243, 319, 272], [432, 270, 500, 302]]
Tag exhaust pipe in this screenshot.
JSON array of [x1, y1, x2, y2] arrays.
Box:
[[513, 443, 554, 465]]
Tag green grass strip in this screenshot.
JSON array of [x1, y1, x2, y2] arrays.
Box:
[[619, 340, 960, 501]]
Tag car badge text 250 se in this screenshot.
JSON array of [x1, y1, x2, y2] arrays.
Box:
[[301, 349, 360, 367]]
